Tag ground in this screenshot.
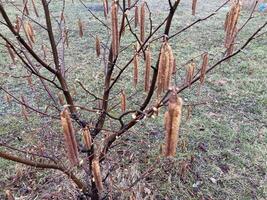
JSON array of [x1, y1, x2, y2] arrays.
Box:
[[0, 0, 266, 199]]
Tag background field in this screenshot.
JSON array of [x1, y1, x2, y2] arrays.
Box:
[[0, 0, 266, 199]]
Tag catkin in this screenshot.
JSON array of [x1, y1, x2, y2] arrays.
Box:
[[120, 90, 126, 112], [5, 42, 16, 64], [164, 91, 183, 157], [82, 127, 92, 150], [192, 0, 197, 16], [224, 1, 241, 55], [111, 1, 119, 58], [31, 0, 39, 17], [60, 108, 79, 166], [103, 0, 109, 18], [140, 3, 146, 43], [157, 41, 174, 96], [133, 51, 139, 88], [5, 190, 15, 200], [92, 157, 104, 192], [144, 47, 151, 92], [186, 62, 195, 88], [96, 36, 101, 57], [200, 53, 209, 85], [78, 18, 84, 38], [135, 6, 139, 28], [128, 0, 131, 8], [15, 15, 21, 33]]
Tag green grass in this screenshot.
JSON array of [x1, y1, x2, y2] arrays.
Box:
[[0, 0, 266, 199]]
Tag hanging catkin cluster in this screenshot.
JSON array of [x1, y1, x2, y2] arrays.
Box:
[[157, 41, 175, 96], [111, 1, 119, 59], [164, 90, 183, 157], [224, 0, 241, 56], [60, 108, 79, 166]]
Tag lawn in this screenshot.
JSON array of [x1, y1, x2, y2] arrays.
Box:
[[0, 0, 266, 199]]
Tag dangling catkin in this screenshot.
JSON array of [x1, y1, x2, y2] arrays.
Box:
[[186, 61, 195, 88], [140, 3, 146, 43], [192, 0, 197, 16], [157, 41, 174, 96], [144, 47, 151, 92], [31, 0, 39, 17], [128, 0, 131, 8], [120, 90, 126, 112], [164, 90, 183, 157], [5, 42, 16, 65], [78, 18, 83, 38], [200, 53, 209, 85], [134, 6, 139, 28], [15, 15, 21, 33], [157, 43, 167, 96], [60, 108, 79, 166], [103, 0, 109, 18], [92, 157, 104, 192], [133, 51, 139, 88], [111, 1, 119, 59], [96, 35, 101, 57], [165, 43, 174, 89], [82, 127, 92, 150], [224, 1, 241, 50]]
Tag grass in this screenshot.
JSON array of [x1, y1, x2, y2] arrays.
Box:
[[0, 0, 266, 199]]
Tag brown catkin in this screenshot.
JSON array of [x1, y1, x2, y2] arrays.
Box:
[[140, 3, 146, 43], [224, 1, 241, 50], [120, 90, 126, 112], [134, 6, 139, 28], [144, 47, 151, 92], [157, 41, 174, 96], [78, 18, 83, 38], [15, 15, 21, 33], [92, 157, 104, 192], [192, 0, 198, 16], [82, 127, 92, 150], [200, 53, 209, 85], [5, 42, 16, 64], [165, 43, 174, 89], [60, 108, 79, 166], [172, 58, 177, 75], [64, 28, 69, 47], [186, 62, 195, 88], [31, 0, 39, 17], [27, 22, 35, 43], [157, 43, 167, 96], [164, 91, 183, 157], [103, 0, 109, 18], [96, 36, 101, 57], [58, 92, 65, 105], [111, 1, 119, 58], [133, 51, 139, 88]]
